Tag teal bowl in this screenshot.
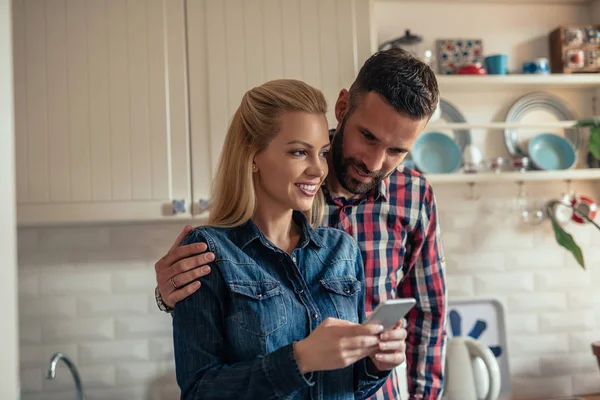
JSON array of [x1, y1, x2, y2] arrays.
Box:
[[411, 132, 462, 174], [527, 133, 577, 170]]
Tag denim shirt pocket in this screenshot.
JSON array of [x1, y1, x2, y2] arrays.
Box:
[[320, 277, 362, 323], [228, 281, 287, 336]]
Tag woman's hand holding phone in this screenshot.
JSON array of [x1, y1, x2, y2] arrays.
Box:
[[293, 318, 384, 374]]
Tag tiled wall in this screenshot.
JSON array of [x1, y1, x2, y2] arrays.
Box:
[[17, 184, 600, 400]]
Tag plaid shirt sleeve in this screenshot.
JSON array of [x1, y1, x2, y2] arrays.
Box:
[[399, 180, 447, 400]]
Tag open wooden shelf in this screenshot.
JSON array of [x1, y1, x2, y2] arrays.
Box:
[[436, 74, 600, 91], [426, 168, 600, 184], [426, 121, 578, 130]]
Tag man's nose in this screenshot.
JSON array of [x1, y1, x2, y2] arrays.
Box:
[[362, 150, 385, 173]]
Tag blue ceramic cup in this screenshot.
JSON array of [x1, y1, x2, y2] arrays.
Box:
[[485, 54, 508, 75]]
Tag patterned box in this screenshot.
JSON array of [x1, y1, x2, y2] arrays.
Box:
[[436, 39, 484, 75]]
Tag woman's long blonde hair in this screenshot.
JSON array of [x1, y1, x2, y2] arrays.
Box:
[[207, 79, 328, 229]]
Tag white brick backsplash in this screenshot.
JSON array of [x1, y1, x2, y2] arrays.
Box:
[[78, 295, 149, 317], [23, 392, 79, 400], [42, 365, 116, 392], [474, 229, 535, 250], [115, 315, 172, 338], [150, 338, 175, 361], [535, 270, 592, 291], [20, 296, 77, 319], [19, 344, 78, 368], [539, 311, 595, 332], [509, 333, 569, 355], [505, 313, 539, 334], [20, 320, 42, 344], [440, 231, 473, 252], [507, 293, 567, 312], [17, 215, 600, 400], [40, 271, 112, 295], [20, 368, 43, 393], [111, 269, 157, 294], [511, 375, 572, 399], [445, 275, 475, 297], [43, 318, 114, 343], [79, 340, 150, 365], [474, 273, 534, 294], [569, 331, 600, 352], [18, 229, 39, 251], [541, 353, 599, 375], [110, 224, 182, 249], [568, 290, 600, 309], [508, 356, 541, 377], [19, 273, 39, 297], [446, 252, 505, 274], [38, 227, 111, 250], [116, 362, 161, 385], [84, 386, 148, 400], [505, 248, 566, 270], [572, 372, 600, 394]]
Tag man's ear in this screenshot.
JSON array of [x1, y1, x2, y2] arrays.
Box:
[[334, 89, 350, 124]]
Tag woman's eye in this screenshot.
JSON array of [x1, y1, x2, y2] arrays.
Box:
[[290, 149, 307, 157], [320, 150, 329, 158]]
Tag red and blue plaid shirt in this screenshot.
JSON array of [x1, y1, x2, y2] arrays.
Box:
[[322, 165, 447, 400]]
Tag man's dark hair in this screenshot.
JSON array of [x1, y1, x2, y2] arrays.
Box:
[[348, 48, 439, 120]]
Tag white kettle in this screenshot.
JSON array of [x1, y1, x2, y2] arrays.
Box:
[[443, 336, 501, 400]]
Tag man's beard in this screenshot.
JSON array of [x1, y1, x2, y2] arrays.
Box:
[[331, 119, 387, 195]]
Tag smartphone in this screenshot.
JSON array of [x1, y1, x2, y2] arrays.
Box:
[[363, 298, 416, 330]]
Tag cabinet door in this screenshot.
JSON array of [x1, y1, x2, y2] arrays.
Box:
[[186, 0, 374, 215], [13, 0, 191, 225]]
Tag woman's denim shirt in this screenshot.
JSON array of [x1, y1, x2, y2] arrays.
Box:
[[173, 211, 390, 400]]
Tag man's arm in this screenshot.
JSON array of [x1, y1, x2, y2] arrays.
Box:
[[154, 225, 215, 311], [400, 182, 447, 400]]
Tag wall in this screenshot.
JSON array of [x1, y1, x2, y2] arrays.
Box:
[[1, 0, 20, 398], [15, 2, 600, 400]]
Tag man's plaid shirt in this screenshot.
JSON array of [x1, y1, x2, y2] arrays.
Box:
[[322, 165, 447, 400]]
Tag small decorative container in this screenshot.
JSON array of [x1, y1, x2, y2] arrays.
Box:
[[550, 25, 600, 73]]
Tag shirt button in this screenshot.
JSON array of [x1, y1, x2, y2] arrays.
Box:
[[343, 288, 351, 294], [256, 293, 263, 298], [295, 288, 304, 294], [312, 313, 319, 319], [292, 255, 297, 262]]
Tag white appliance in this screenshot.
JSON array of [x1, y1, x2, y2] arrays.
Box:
[[443, 335, 501, 400]]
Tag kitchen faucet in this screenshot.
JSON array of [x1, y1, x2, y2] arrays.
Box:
[[46, 352, 86, 400]]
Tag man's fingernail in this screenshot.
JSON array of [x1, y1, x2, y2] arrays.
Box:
[[206, 253, 215, 261], [202, 266, 211, 273], [375, 325, 384, 333]]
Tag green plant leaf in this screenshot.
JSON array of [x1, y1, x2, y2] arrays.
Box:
[[590, 126, 600, 160], [550, 217, 585, 269]]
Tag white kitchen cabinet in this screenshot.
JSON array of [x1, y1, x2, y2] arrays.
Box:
[[13, 0, 374, 225], [13, 0, 192, 225], [186, 0, 375, 210]]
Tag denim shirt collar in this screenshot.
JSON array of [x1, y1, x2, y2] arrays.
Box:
[[231, 211, 325, 251]]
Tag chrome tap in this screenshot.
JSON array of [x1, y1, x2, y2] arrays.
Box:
[[46, 352, 86, 400]]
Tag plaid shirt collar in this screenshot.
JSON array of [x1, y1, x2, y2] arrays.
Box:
[[323, 174, 389, 204]]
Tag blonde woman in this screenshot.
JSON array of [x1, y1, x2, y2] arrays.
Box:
[[173, 79, 406, 400]]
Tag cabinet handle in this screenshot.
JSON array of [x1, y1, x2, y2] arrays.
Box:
[[172, 199, 187, 214]]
